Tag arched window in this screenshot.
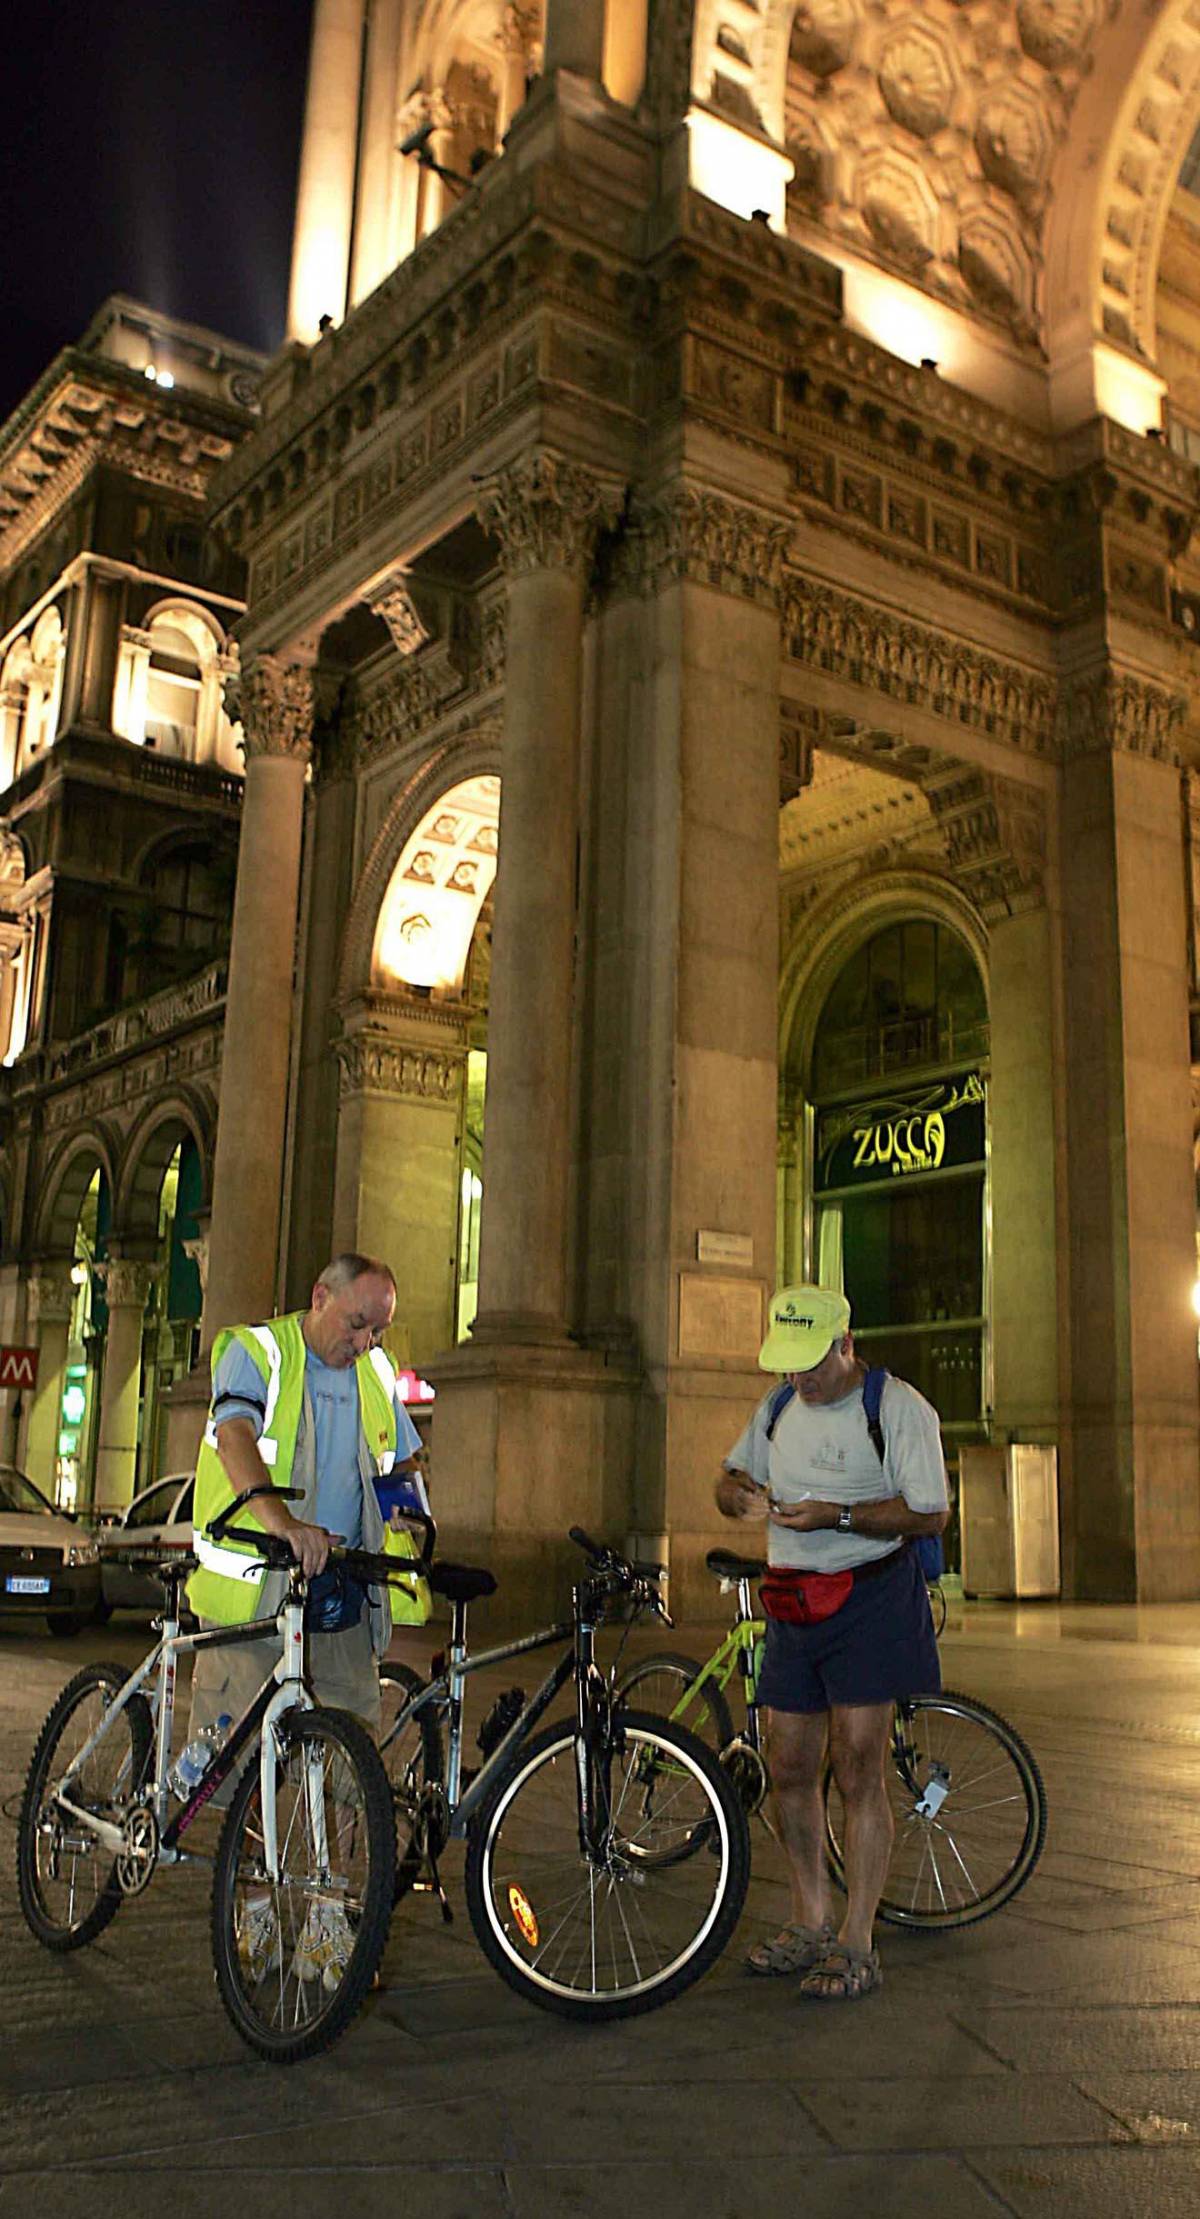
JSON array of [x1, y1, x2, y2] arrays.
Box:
[[113, 603, 238, 769], [2, 610, 65, 781], [812, 920, 988, 1097]]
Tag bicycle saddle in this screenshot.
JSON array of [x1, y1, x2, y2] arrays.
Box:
[[429, 1562, 497, 1604], [706, 1547, 766, 1582]]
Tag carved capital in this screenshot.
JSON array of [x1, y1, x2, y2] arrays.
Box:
[[334, 1032, 463, 1102], [1057, 668, 1186, 765], [475, 452, 624, 578], [27, 1270, 76, 1326], [96, 1258, 159, 1311], [617, 489, 792, 609], [223, 653, 315, 764], [366, 571, 430, 656], [182, 1234, 209, 1294]]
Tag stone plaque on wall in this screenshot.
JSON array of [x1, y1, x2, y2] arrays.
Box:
[[678, 1274, 764, 1360]]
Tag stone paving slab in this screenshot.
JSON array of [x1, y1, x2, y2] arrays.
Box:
[[8, 1605, 1200, 2218]]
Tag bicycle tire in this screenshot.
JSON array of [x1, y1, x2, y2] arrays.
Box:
[[211, 1706, 396, 2063], [464, 1709, 750, 2022], [824, 1688, 1047, 1931], [378, 1661, 445, 1882], [17, 1661, 154, 1951], [614, 1652, 735, 1755]]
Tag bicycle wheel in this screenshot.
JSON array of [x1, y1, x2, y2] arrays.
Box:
[[17, 1662, 154, 1951], [464, 1709, 749, 2021], [378, 1661, 445, 1881], [614, 1652, 735, 1756], [211, 1706, 396, 2063], [824, 1689, 1047, 1931]]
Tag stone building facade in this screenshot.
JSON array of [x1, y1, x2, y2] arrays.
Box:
[[0, 299, 260, 1513], [14, 0, 1200, 1613]]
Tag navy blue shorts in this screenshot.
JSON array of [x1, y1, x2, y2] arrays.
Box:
[[756, 1544, 941, 1714]]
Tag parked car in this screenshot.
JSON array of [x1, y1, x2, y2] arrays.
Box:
[[0, 1465, 102, 1635], [96, 1472, 194, 1616]]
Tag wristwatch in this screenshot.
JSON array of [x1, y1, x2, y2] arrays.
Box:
[[836, 1504, 854, 1534]]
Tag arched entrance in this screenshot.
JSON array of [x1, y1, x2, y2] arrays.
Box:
[[333, 770, 498, 1368]]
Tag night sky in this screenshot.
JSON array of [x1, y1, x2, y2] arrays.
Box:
[[2, 0, 314, 419]]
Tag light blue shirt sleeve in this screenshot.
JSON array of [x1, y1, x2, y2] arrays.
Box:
[[723, 1394, 773, 1487], [392, 1391, 422, 1462], [210, 1342, 270, 1434]]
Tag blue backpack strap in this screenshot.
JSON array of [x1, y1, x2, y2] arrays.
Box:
[[862, 1365, 889, 1464], [764, 1380, 795, 1442]]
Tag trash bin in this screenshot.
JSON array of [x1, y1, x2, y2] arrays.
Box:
[[959, 1444, 1060, 1598]]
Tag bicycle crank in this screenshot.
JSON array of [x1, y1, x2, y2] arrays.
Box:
[[115, 1807, 159, 1896], [720, 1737, 769, 1816]]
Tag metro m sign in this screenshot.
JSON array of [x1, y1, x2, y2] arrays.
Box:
[[0, 1347, 38, 1390]]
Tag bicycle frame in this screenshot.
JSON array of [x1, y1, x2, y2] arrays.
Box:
[[382, 1595, 617, 1843], [49, 1576, 314, 1880]]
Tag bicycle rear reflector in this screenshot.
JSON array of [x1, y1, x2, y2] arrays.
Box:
[[507, 1883, 539, 1948]]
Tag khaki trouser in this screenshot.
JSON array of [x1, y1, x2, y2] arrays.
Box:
[[187, 1615, 381, 1802]]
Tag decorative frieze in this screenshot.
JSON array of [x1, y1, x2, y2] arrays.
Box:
[[926, 768, 1046, 918], [781, 574, 1059, 755], [334, 1033, 463, 1102], [223, 654, 315, 763], [475, 452, 624, 578]]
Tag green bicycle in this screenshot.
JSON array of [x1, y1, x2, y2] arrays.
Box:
[[615, 1544, 1047, 1933]]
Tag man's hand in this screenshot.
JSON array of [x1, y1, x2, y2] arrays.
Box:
[[281, 1518, 334, 1578], [767, 1497, 837, 1532], [715, 1470, 771, 1522]]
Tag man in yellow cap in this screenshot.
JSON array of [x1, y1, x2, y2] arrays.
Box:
[[715, 1283, 948, 2001]]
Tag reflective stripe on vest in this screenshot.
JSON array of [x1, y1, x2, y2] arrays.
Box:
[[192, 1532, 267, 1584]]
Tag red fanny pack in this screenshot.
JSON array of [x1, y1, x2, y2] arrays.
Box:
[[759, 1567, 854, 1625]]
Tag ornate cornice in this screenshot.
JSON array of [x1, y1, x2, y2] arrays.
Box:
[[782, 573, 1059, 757], [474, 451, 625, 577], [925, 767, 1046, 919], [334, 1032, 464, 1102], [224, 653, 315, 764], [613, 487, 793, 609]]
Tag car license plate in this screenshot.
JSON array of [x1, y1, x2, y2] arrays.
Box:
[[6, 1574, 51, 1595]]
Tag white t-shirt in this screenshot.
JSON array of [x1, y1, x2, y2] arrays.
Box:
[[724, 1372, 948, 1571]]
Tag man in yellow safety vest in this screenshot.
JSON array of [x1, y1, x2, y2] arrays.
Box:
[[186, 1252, 426, 1984]]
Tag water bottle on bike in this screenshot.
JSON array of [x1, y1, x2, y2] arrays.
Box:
[[168, 1712, 232, 1799]]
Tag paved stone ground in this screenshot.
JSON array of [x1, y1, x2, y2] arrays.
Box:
[[5, 1594, 1200, 2216]]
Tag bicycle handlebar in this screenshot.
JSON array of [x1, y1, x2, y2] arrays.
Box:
[[568, 1526, 671, 1622]]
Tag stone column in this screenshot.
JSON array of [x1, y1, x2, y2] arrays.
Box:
[[23, 1270, 75, 1498], [203, 655, 314, 1338], [1057, 671, 1200, 1600], [331, 1008, 467, 1365], [94, 1259, 155, 1514], [989, 901, 1059, 1445], [287, 0, 365, 340], [584, 486, 789, 1615], [497, 6, 534, 136], [471, 452, 622, 1341], [347, 0, 403, 309], [58, 566, 124, 734], [542, 0, 606, 80]]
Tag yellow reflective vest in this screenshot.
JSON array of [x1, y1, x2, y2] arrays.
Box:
[[188, 1313, 422, 1638]]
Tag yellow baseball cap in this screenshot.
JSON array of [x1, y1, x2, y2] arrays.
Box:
[[758, 1284, 852, 1373]]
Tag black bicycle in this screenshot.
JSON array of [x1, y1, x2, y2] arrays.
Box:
[[378, 1526, 751, 2020]]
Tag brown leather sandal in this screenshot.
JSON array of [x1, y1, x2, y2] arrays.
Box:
[[797, 1942, 883, 2001], [744, 1920, 837, 1977]]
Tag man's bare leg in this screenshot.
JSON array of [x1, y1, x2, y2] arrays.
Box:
[[791, 1698, 893, 1995], [761, 1707, 834, 1933]]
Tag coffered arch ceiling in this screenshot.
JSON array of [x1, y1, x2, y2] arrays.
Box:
[[689, 0, 1200, 375]]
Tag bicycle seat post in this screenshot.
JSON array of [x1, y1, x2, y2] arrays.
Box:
[[444, 1596, 470, 1806]]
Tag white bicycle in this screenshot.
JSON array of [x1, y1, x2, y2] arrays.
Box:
[[17, 1489, 418, 2063]]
